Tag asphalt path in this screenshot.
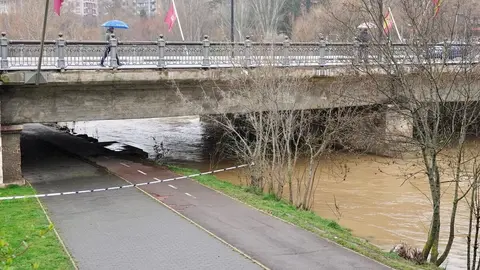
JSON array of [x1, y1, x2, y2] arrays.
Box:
[[21, 126, 260, 270]]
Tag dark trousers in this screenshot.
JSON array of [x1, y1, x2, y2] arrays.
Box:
[[100, 46, 120, 65], [359, 45, 369, 63]]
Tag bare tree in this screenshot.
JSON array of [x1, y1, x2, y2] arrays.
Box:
[[172, 66, 361, 210], [458, 142, 480, 270], [217, 0, 255, 41], [249, 0, 288, 41], [330, 0, 480, 266]]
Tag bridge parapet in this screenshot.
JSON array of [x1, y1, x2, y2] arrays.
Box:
[[1, 32, 478, 71]]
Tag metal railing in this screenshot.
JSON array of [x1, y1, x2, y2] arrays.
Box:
[[1, 32, 479, 71]]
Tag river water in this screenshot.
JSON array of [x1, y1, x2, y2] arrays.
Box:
[[58, 116, 474, 269]]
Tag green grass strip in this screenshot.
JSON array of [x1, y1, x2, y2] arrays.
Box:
[[0, 185, 75, 270], [170, 166, 441, 270]]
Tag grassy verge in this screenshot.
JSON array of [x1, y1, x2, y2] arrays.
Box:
[[0, 185, 74, 270], [170, 166, 440, 270]]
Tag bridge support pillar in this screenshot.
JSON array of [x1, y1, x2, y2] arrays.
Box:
[[346, 105, 413, 157], [372, 105, 413, 157], [1, 125, 24, 186]]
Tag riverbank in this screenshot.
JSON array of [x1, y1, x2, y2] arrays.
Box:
[[170, 166, 440, 270], [0, 185, 75, 269]]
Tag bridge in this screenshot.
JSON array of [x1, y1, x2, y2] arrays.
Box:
[[0, 33, 479, 186]]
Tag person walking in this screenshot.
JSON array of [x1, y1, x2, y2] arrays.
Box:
[[100, 27, 122, 67], [356, 29, 371, 63]]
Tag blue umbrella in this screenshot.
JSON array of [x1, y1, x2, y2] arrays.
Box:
[[101, 20, 129, 29]]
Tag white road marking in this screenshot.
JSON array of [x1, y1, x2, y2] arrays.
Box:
[[137, 170, 147, 175], [120, 163, 130, 168], [0, 164, 252, 201], [185, 193, 196, 199]]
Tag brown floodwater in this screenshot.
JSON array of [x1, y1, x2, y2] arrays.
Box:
[[59, 116, 476, 270], [191, 153, 472, 270]]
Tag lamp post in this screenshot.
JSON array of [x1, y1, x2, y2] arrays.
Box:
[[230, 0, 234, 58], [377, 0, 384, 42], [230, 0, 234, 43]]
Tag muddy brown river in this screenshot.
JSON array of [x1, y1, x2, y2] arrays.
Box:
[[58, 116, 474, 269]]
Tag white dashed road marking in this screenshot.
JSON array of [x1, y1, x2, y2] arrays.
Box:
[[0, 164, 253, 201], [185, 193, 196, 199]]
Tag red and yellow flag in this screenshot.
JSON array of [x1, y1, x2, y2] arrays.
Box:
[[432, 0, 443, 17], [383, 11, 393, 34]]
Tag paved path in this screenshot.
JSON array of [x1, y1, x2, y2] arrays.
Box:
[[21, 126, 260, 270], [25, 124, 391, 270]]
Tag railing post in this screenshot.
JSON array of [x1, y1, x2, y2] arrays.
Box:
[[354, 39, 360, 64], [377, 41, 385, 64], [109, 33, 118, 68], [244, 36, 252, 67], [386, 39, 393, 64], [0, 32, 8, 69], [443, 38, 448, 61], [56, 33, 66, 70], [319, 36, 326, 66], [158, 34, 165, 68], [202, 35, 210, 68], [414, 38, 420, 64], [282, 36, 290, 66]]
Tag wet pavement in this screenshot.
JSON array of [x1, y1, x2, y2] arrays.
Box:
[[22, 124, 390, 270], [21, 125, 261, 270]]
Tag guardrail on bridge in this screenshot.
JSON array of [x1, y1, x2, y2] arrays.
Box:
[[0, 32, 478, 71]]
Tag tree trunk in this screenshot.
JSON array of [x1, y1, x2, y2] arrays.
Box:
[[468, 185, 475, 270], [473, 204, 480, 270], [437, 145, 465, 264], [302, 155, 315, 209], [423, 187, 441, 261]]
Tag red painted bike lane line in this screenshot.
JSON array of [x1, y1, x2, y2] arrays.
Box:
[[93, 158, 200, 212]]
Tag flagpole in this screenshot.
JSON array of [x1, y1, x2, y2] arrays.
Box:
[[388, 7, 402, 42], [171, 0, 185, 41], [36, 0, 49, 85]]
